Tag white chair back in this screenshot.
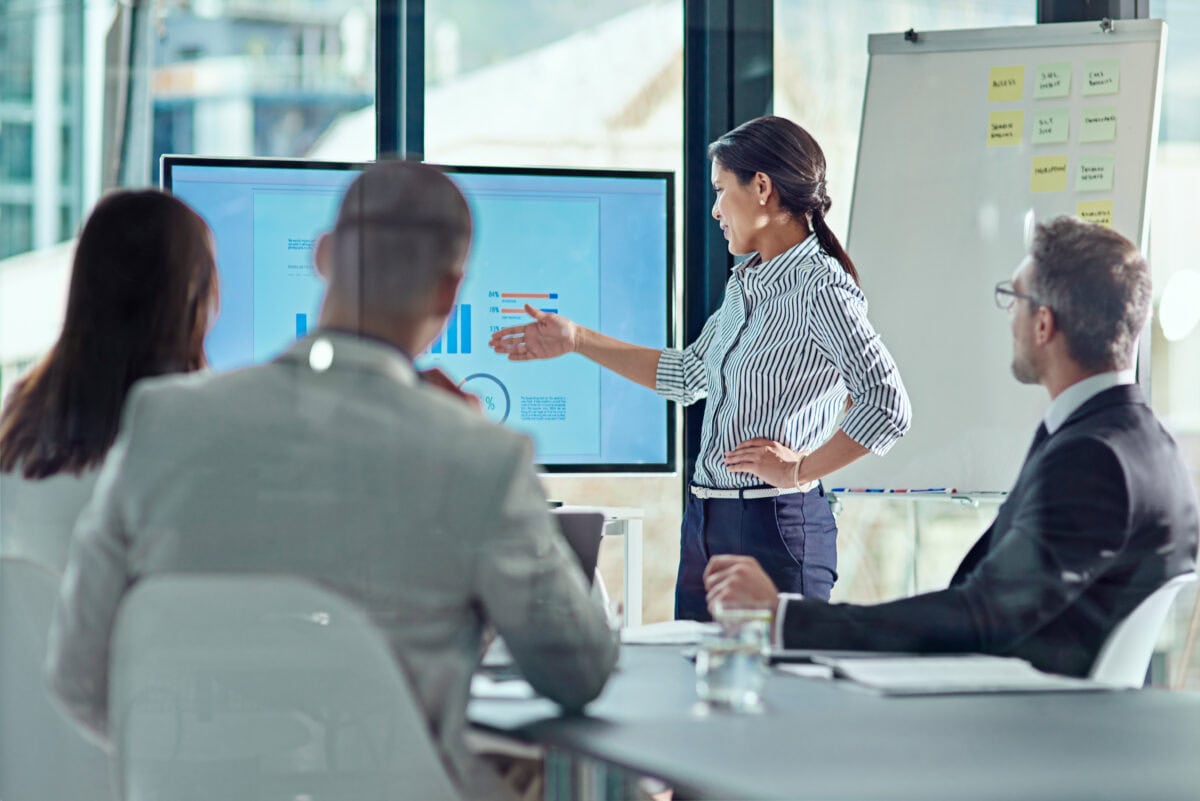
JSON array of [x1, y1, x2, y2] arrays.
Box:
[[0, 557, 114, 800], [1089, 572, 1198, 688], [109, 574, 461, 801]]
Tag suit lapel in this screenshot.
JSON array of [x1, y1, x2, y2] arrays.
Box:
[[950, 384, 1145, 585]]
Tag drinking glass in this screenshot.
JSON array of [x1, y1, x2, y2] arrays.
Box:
[[694, 603, 771, 710]]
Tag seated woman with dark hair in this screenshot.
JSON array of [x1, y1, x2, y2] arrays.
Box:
[[0, 190, 219, 573]]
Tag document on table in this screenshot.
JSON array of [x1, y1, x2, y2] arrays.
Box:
[[470, 673, 537, 700], [620, 620, 720, 645], [819, 655, 1108, 695], [775, 663, 836, 680]]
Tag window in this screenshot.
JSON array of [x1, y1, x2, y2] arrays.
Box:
[[0, 0, 376, 386]]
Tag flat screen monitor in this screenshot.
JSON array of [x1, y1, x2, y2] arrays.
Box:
[[162, 156, 674, 473]]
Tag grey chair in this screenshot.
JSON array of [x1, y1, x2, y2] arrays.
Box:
[[0, 556, 114, 801], [108, 574, 461, 801], [1089, 572, 1198, 688]]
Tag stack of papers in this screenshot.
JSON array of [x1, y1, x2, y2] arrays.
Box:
[[470, 673, 536, 700], [620, 620, 720, 645], [820, 655, 1107, 695]]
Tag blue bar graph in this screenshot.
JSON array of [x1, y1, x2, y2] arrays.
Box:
[[460, 304, 471, 354], [296, 313, 307, 337], [446, 306, 459, 354], [431, 304, 471, 355]]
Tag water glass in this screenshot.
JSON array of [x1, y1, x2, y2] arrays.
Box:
[[694, 604, 771, 711]]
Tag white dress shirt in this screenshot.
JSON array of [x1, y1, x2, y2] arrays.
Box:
[[655, 235, 911, 488]]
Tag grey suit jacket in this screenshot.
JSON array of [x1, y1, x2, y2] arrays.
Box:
[[46, 332, 618, 798]]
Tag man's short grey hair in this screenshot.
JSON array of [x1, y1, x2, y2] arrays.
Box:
[[330, 161, 472, 316], [1029, 216, 1151, 372]]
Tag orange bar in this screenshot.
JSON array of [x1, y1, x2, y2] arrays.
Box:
[[501, 308, 527, 314], [501, 292, 552, 299]]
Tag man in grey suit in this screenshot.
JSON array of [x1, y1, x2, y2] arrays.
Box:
[[46, 161, 618, 799]]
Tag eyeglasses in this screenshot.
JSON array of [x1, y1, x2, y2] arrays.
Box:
[[994, 280, 1046, 311]]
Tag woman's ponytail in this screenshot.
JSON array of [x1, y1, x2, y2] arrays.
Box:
[[810, 198, 858, 285]]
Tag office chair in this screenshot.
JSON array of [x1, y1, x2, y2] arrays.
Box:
[[0, 557, 115, 800], [1088, 572, 1198, 688], [108, 574, 461, 801]]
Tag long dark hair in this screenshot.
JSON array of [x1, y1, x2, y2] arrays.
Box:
[[0, 190, 219, 479], [708, 115, 858, 284]]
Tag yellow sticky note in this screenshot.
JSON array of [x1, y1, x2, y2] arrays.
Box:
[[1032, 110, 1069, 145], [1083, 60, 1120, 96], [1076, 155, 1115, 192], [987, 110, 1024, 146], [1031, 156, 1069, 193], [1078, 200, 1113, 227], [1034, 63, 1071, 98], [1080, 107, 1117, 143], [989, 66, 1025, 102]]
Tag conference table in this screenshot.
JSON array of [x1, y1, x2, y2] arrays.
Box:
[[469, 645, 1200, 800]]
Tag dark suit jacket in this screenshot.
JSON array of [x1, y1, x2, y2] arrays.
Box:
[[782, 384, 1199, 677]]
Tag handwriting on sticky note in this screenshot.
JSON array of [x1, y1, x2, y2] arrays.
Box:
[[1078, 200, 1113, 227], [1076, 155, 1114, 192], [987, 111, 1024, 146], [1032, 110, 1069, 145], [1031, 156, 1068, 193], [1034, 63, 1071, 98], [1083, 60, 1120, 96], [1080, 107, 1117, 143], [988, 66, 1025, 102]]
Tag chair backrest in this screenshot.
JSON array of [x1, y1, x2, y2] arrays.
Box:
[[1088, 572, 1198, 688], [109, 574, 461, 801], [551, 510, 606, 584], [0, 557, 115, 800]]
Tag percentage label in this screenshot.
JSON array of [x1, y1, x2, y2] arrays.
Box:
[[489, 306, 500, 313], [483, 395, 496, 411], [487, 290, 500, 298]]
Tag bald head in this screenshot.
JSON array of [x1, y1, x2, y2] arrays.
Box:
[[324, 161, 472, 322]]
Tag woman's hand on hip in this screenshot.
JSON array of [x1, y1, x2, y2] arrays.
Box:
[[488, 303, 578, 360], [724, 438, 806, 488]]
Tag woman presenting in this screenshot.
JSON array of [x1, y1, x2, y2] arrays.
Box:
[[489, 116, 911, 620]]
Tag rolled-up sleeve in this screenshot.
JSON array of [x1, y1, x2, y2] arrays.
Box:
[[655, 307, 720, 406], [809, 271, 911, 454]]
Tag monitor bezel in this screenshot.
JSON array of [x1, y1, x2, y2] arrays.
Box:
[[161, 154, 677, 474]]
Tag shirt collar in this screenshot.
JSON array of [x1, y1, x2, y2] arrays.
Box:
[[736, 234, 821, 286], [279, 330, 418, 387], [1043, 369, 1135, 434]]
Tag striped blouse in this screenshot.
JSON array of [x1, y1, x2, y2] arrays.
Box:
[[655, 234, 911, 489]]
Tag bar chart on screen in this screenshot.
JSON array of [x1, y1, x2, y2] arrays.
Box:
[[430, 304, 473, 354]]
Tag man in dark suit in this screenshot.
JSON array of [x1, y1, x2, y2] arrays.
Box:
[[704, 215, 1198, 677]]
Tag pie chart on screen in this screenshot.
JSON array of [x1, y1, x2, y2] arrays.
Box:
[[458, 373, 510, 423]]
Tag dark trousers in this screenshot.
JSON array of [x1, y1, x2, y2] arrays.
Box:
[[674, 485, 839, 622]]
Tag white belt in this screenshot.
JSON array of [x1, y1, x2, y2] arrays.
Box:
[[691, 482, 817, 500]]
